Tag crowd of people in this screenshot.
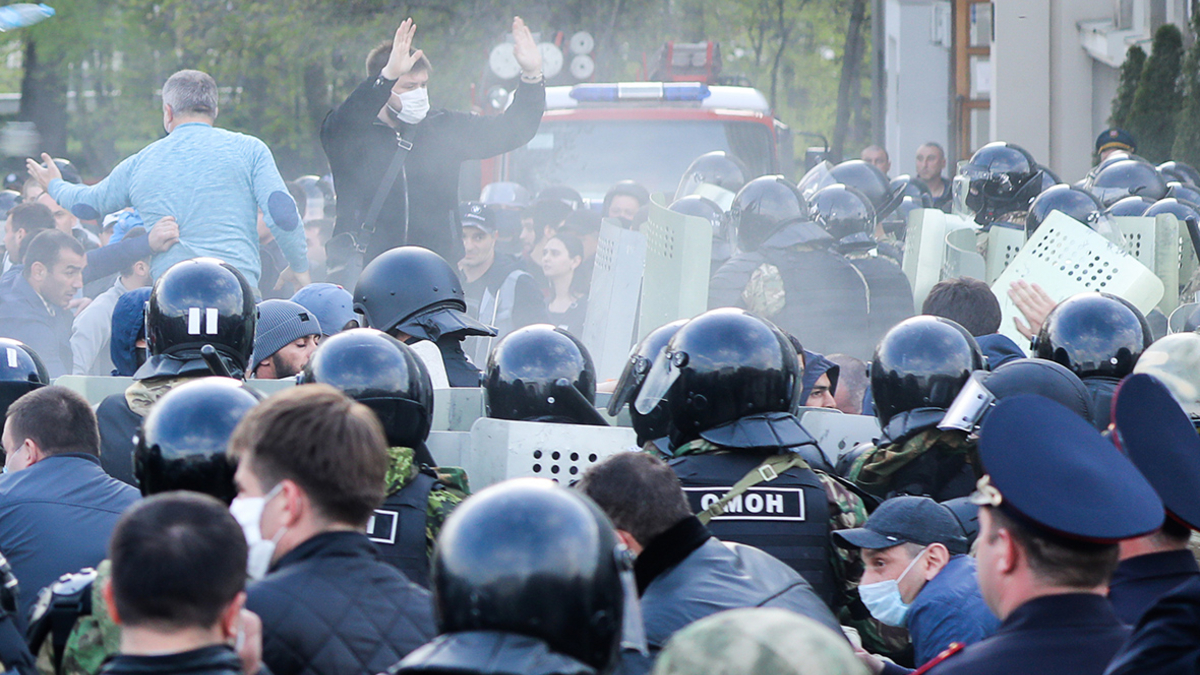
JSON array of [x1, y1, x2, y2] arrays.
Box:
[[0, 11, 1198, 675]]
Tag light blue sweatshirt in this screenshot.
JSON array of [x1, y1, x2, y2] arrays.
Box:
[[48, 122, 308, 288]]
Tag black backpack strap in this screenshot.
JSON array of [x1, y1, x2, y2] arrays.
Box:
[[356, 133, 414, 253], [26, 569, 96, 675]]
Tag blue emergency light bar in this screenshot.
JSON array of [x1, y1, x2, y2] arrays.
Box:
[[569, 82, 712, 102]]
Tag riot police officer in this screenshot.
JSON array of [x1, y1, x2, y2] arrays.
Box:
[[844, 316, 983, 501], [0, 338, 48, 418], [298, 328, 467, 587], [1032, 292, 1151, 431], [954, 142, 1045, 227], [708, 176, 875, 360], [388, 478, 638, 675], [607, 319, 687, 452], [96, 258, 257, 485], [811, 183, 914, 348], [30, 377, 260, 675], [354, 246, 495, 387], [633, 308, 867, 610], [483, 324, 608, 425], [1025, 184, 1104, 235], [1133, 332, 1200, 427], [1084, 158, 1168, 206], [674, 151, 750, 210], [668, 196, 731, 276]]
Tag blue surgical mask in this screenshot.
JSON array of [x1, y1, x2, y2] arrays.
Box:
[[857, 547, 927, 627]]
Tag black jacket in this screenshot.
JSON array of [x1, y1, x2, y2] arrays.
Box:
[[246, 531, 436, 675], [321, 76, 545, 264], [1108, 550, 1200, 627], [97, 645, 242, 675], [390, 631, 596, 675], [1105, 576, 1200, 675], [96, 392, 143, 486]]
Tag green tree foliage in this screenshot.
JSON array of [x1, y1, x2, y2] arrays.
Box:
[[1126, 23, 1183, 164], [1172, 12, 1200, 168], [1109, 44, 1145, 129]]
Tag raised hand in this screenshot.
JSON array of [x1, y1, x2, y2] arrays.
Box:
[[25, 152, 61, 191], [381, 18, 425, 80], [511, 16, 542, 77]]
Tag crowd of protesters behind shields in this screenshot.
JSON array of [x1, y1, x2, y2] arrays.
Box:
[[3, 8, 1200, 675]]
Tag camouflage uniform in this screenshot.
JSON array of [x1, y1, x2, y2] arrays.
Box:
[[384, 447, 468, 559], [653, 607, 869, 675], [845, 428, 979, 502], [36, 562, 117, 675]]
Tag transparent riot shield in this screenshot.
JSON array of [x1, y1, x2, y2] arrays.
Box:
[[990, 211, 1165, 353], [583, 221, 647, 382], [638, 196, 713, 341], [795, 407, 881, 467], [431, 387, 486, 432], [903, 209, 980, 308]]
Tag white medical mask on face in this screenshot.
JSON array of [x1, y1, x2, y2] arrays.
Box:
[[229, 483, 286, 581], [389, 87, 429, 125], [857, 547, 927, 627]]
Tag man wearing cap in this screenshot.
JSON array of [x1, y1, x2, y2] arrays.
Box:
[[834, 496, 998, 675], [457, 202, 546, 365], [1107, 374, 1200, 625], [291, 283, 359, 337], [1096, 128, 1136, 163], [250, 299, 321, 379], [924, 395, 1164, 675]]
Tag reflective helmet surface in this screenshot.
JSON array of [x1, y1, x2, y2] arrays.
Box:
[[726, 176, 811, 252], [146, 258, 256, 373], [353, 246, 468, 333], [1104, 196, 1155, 217], [0, 190, 19, 221], [1133, 332, 1200, 419], [1088, 159, 1168, 206], [1166, 181, 1200, 206], [1033, 292, 1152, 379], [983, 358, 1092, 424], [668, 195, 724, 231], [299, 328, 434, 447], [1158, 161, 1200, 188], [433, 478, 627, 671], [871, 316, 983, 426], [1025, 184, 1102, 234], [890, 175, 934, 208], [1144, 198, 1200, 222], [0, 338, 48, 419], [828, 160, 897, 217], [959, 142, 1043, 223], [812, 184, 876, 241], [133, 378, 260, 503], [675, 151, 750, 205], [608, 320, 687, 443], [480, 182, 532, 209], [484, 325, 600, 424], [644, 308, 801, 445]]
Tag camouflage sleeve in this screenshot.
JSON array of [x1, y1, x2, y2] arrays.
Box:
[[425, 486, 468, 559], [50, 562, 119, 675], [742, 263, 785, 319], [816, 470, 868, 594]]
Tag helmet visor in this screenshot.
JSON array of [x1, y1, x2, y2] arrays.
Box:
[[1088, 212, 1126, 247], [798, 161, 835, 201], [937, 371, 994, 432], [952, 165, 974, 219], [691, 183, 736, 212], [633, 349, 679, 415], [1090, 185, 1133, 207], [608, 353, 652, 416]]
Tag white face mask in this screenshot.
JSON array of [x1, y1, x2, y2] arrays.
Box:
[[389, 87, 430, 125], [229, 483, 286, 581], [857, 547, 927, 627]]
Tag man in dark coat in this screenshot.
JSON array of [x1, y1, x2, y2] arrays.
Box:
[[321, 17, 545, 271]]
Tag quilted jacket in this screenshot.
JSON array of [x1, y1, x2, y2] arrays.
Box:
[[247, 531, 436, 675]]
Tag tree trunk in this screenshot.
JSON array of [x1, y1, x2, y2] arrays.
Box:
[[831, 0, 867, 161], [19, 40, 69, 157]]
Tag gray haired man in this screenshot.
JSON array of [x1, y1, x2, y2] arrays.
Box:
[[27, 69, 310, 290]]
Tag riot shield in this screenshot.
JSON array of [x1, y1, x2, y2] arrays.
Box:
[[638, 195, 713, 341], [944, 227, 986, 282], [990, 211, 1164, 353], [984, 226, 1026, 284], [1169, 302, 1200, 333], [902, 209, 979, 308], [1115, 213, 1181, 316], [431, 387, 485, 432], [583, 221, 647, 381], [52, 375, 296, 406], [460, 417, 637, 490], [796, 407, 881, 467]]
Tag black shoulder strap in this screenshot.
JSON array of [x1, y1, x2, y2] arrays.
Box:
[[356, 133, 414, 253], [393, 471, 437, 587]]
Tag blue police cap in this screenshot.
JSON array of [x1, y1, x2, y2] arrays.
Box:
[[973, 394, 1163, 542], [1113, 373, 1200, 531]]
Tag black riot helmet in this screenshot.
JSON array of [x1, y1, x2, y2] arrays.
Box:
[[675, 151, 750, 207], [957, 142, 1044, 225], [433, 479, 632, 672], [144, 258, 256, 379], [871, 316, 983, 427], [812, 184, 876, 241], [829, 159, 901, 219], [1033, 292, 1151, 379], [299, 328, 434, 448], [1159, 161, 1200, 188], [939, 358, 1093, 434], [1104, 196, 1155, 217], [670, 196, 733, 270], [0, 190, 19, 221], [353, 246, 494, 342], [133, 378, 261, 503], [890, 175, 934, 208], [1144, 198, 1200, 222], [484, 324, 606, 426], [634, 308, 808, 450], [1166, 181, 1200, 206], [1025, 184, 1102, 235], [608, 320, 687, 445], [0, 338, 48, 419], [1087, 159, 1168, 206], [726, 176, 821, 252]]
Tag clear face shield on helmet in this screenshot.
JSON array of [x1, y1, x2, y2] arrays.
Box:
[[1087, 211, 1127, 248], [676, 175, 737, 211], [952, 160, 983, 221], [937, 371, 994, 435], [633, 348, 682, 416], [798, 161, 836, 201]]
